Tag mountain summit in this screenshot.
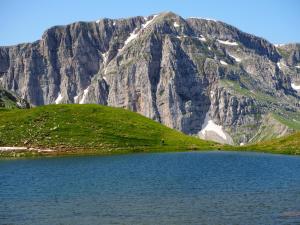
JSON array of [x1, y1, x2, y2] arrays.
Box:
[[0, 12, 299, 145]]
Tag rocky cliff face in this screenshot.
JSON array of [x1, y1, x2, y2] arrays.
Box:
[[275, 44, 300, 93], [0, 12, 299, 144], [0, 89, 29, 109]]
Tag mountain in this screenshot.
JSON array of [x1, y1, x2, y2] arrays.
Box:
[[0, 12, 299, 145], [234, 131, 300, 155], [0, 104, 219, 157], [275, 43, 300, 90]]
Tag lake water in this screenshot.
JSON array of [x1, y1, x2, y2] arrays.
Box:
[[1, 151, 300, 225]]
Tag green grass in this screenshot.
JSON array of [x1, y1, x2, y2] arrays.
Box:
[[219, 79, 252, 96], [272, 112, 300, 131], [231, 132, 300, 155], [0, 89, 20, 109], [1, 104, 299, 158], [0, 104, 220, 157], [219, 78, 281, 104]]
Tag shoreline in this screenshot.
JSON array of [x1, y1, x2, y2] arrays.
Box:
[[0, 145, 299, 159]]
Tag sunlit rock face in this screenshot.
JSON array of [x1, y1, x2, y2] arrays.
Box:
[[0, 12, 299, 144]]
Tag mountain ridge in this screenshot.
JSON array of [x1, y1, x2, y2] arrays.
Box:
[[0, 12, 299, 145]]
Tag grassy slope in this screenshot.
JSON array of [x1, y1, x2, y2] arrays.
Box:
[[0, 89, 20, 109], [229, 132, 300, 155], [0, 104, 220, 157]]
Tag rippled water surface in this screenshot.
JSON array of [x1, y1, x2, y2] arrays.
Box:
[[1, 151, 300, 224]]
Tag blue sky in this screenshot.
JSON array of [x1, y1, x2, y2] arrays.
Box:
[[0, 0, 299, 46]]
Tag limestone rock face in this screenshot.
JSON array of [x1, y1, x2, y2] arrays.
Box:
[[276, 44, 300, 93], [0, 89, 29, 109], [0, 12, 299, 144]]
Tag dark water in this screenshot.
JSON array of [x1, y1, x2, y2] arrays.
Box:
[[1, 151, 300, 225]]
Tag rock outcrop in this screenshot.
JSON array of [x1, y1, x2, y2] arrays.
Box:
[[0, 12, 299, 144], [0, 89, 29, 109]]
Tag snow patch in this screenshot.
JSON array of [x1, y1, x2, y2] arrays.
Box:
[[277, 62, 282, 69], [101, 51, 108, 65], [79, 87, 90, 104], [228, 53, 242, 62], [74, 95, 79, 103], [96, 19, 101, 23], [103, 76, 107, 81], [119, 15, 157, 52], [277, 62, 287, 70], [113, 21, 116, 26], [291, 83, 300, 91], [199, 113, 228, 140], [16, 102, 22, 108], [198, 35, 206, 42], [240, 142, 245, 146], [217, 39, 238, 46], [142, 14, 158, 29], [124, 28, 139, 46], [189, 17, 217, 22], [173, 22, 180, 28], [295, 65, 300, 69], [274, 44, 284, 47], [208, 47, 212, 50], [55, 93, 63, 104], [220, 60, 228, 65], [176, 35, 188, 39]]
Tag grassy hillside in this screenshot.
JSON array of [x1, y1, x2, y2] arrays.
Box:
[[230, 132, 300, 155], [0, 89, 20, 109], [0, 104, 220, 157]]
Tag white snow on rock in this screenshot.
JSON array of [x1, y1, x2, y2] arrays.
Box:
[[103, 76, 107, 81], [208, 47, 212, 50], [198, 35, 206, 42], [199, 113, 228, 140], [240, 142, 245, 146], [220, 60, 228, 65], [96, 19, 101, 23], [173, 22, 180, 27], [142, 15, 158, 29], [277, 62, 282, 69], [124, 28, 139, 46], [228, 53, 242, 62], [16, 102, 22, 108], [101, 51, 108, 65], [277, 62, 288, 70], [217, 39, 238, 46], [79, 87, 90, 104], [176, 35, 188, 39], [74, 95, 79, 103], [189, 17, 217, 22], [113, 21, 116, 26], [55, 93, 63, 104], [274, 44, 284, 47], [295, 65, 300, 69], [119, 15, 157, 52], [291, 83, 300, 91]]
